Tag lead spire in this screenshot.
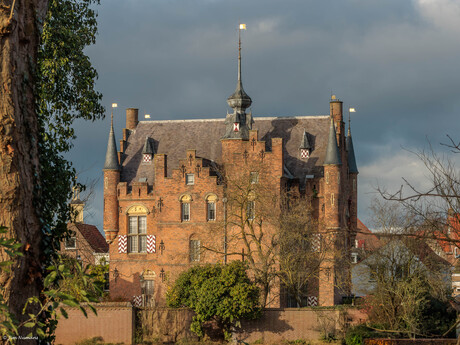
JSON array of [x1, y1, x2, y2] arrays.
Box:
[[104, 104, 120, 170], [223, 24, 253, 140]]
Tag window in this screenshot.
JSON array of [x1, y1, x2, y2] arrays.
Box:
[[331, 193, 335, 206], [351, 252, 358, 264], [247, 200, 255, 220], [128, 216, 147, 253], [250, 172, 259, 184], [353, 178, 357, 192], [186, 174, 195, 185], [207, 201, 216, 221], [65, 237, 76, 249], [182, 202, 190, 221], [180, 195, 192, 222], [326, 172, 329, 184], [190, 239, 201, 262], [142, 279, 154, 295], [206, 194, 217, 221]]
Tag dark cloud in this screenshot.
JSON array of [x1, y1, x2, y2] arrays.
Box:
[[68, 0, 460, 229]]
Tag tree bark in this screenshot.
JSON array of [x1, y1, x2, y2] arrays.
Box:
[[0, 0, 48, 337]]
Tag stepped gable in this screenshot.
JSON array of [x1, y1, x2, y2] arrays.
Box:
[[121, 115, 330, 185]]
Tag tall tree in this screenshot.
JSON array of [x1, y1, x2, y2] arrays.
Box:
[[0, 0, 103, 337], [0, 0, 49, 329]]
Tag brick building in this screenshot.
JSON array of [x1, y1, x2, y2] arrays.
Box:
[[103, 38, 359, 307], [61, 194, 109, 267]]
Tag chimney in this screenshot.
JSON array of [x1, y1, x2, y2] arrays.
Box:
[[126, 108, 139, 130]]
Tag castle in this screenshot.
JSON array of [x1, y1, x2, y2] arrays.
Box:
[[103, 33, 358, 307]]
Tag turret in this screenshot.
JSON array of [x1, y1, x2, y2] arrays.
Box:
[[222, 24, 253, 140], [320, 117, 342, 306], [103, 110, 120, 242]]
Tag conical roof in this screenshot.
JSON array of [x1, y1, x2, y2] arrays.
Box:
[[347, 129, 358, 173], [324, 117, 342, 165], [103, 123, 120, 170], [299, 130, 311, 149], [142, 136, 154, 155]]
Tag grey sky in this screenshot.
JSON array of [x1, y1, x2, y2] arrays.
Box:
[[67, 0, 460, 230]]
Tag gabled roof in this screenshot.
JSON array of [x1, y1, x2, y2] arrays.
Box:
[[73, 223, 109, 253], [356, 219, 382, 251], [120, 115, 331, 185]]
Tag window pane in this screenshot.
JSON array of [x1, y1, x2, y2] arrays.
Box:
[[182, 203, 190, 221], [129, 217, 138, 234], [190, 240, 200, 262], [129, 236, 138, 253], [139, 235, 147, 252], [138, 216, 147, 234], [143, 280, 154, 295], [207, 202, 216, 221], [65, 237, 76, 249]]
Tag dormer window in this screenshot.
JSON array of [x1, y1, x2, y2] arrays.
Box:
[[299, 130, 311, 160], [65, 237, 76, 249], [142, 136, 154, 164]]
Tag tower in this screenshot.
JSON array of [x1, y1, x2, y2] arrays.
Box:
[[319, 116, 342, 306], [103, 109, 120, 242]]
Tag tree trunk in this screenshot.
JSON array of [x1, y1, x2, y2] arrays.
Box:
[[0, 0, 48, 338]]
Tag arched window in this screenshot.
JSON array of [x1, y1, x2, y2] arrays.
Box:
[[206, 194, 217, 221], [190, 235, 201, 262], [180, 194, 192, 222], [246, 191, 256, 221]]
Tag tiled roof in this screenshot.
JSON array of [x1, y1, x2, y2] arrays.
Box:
[[74, 223, 109, 253], [121, 115, 330, 184], [356, 219, 382, 250]]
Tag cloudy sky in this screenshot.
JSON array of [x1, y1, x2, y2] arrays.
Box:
[[67, 0, 460, 231]]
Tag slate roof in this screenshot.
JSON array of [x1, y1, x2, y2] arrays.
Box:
[[323, 118, 342, 165], [74, 223, 109, 253], [104, 125, 120, 170], [120, 115, 331, 185]]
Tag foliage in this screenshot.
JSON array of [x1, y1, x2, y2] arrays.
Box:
[[37, 0, 104, 259], [344, 324, 383, 345], [359, 202, 456, 338], [0, 228, 98, 342], [33, 0, 104, 340], [0, 227, 24, 337], [54, 256, 108, 301], [167, 261, 261, 340]]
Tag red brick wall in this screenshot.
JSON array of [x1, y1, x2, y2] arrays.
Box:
[[54, 303, 134, 345]]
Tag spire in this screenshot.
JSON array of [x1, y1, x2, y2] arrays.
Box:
[[227, 24, 252, 114], [324, 117, 342, 166], [299, 130, 311, 149], [103, 109, 120, 170], [223, 24, 253, 140], [347, 124, 358, 174]]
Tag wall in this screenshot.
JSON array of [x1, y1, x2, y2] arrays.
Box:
[[54, 303, 133, 345], [235, 307, 367, 344], [54, 305, 367, 345]]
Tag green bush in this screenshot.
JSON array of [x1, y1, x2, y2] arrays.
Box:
[[344, 325, 379, 345]]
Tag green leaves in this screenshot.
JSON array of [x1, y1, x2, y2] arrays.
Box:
[[166, 262, 261, 340]]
